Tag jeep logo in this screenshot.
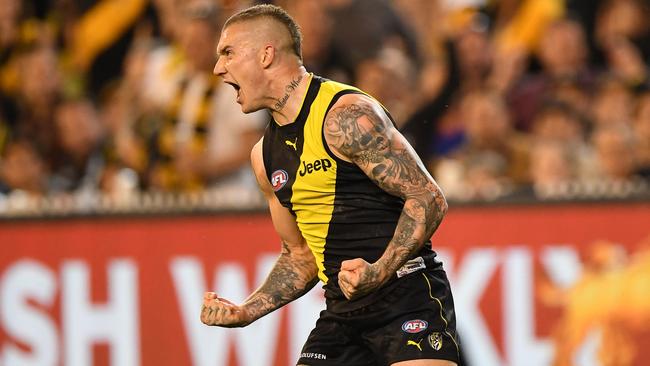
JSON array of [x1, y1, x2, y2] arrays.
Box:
[[298, 158, 332, 177]]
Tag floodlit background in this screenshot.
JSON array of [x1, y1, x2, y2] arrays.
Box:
[[0, 0, 649, 366]]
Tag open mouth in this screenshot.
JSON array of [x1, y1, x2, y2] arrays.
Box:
[[224, 81, 241, 102], [224, 81, 240, 92]]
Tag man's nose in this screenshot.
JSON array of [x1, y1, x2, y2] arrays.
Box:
[[213, 57, 226, 76]]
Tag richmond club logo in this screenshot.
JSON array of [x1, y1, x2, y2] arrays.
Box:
[[402, 319, 428, 333], [271, 170, 289, 191]]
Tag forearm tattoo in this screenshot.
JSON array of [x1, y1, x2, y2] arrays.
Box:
[[325, 101, 448, 279], [244, 241, 318, 322]]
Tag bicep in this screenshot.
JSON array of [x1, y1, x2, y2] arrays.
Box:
[[323, 96, 439, 199], [267, 196, 305, 248], [251, 139, 306, 249]]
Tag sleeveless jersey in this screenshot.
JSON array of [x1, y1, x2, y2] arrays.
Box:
[[262, 74, 435, 307]]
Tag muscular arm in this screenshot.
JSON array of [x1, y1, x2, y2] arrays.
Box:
[[324, 94, 448, 299], [201, 139, 318, 327]]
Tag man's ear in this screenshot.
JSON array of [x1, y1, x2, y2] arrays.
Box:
[[261, 44, 274, 68]]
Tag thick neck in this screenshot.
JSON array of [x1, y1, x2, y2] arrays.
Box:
[[267, 67, 311, 125]]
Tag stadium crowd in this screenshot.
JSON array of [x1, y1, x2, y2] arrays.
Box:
[[0, 0, 649, 213]]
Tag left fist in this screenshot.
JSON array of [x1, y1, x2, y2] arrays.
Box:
[[337, 258, 385, 300]]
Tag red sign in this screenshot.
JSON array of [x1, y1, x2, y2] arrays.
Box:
[[0, 202, 648, 366]]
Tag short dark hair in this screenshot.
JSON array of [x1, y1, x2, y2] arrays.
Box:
[[224, 4, 303, 61]]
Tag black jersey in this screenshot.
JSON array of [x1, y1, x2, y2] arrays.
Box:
[[262, 74, 436, 308]]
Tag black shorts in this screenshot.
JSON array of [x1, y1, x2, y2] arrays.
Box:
[[297, 268, 460, 365]]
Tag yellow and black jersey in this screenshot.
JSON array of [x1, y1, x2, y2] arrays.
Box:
[[262, 74, 435, 309]]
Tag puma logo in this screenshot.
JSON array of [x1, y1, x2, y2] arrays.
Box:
[[285, 138, 297, 150], [407, 339, 423, 352]]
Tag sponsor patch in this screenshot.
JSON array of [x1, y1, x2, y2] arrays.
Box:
[[428, 332, 443, 351], [298, 158, 332, 176], [402, 319, 428, 333], [396, 256, 426, 278], [271, 170, 289, 191]]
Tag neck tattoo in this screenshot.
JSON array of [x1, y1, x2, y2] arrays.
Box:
[[274, 74, 303, 112]]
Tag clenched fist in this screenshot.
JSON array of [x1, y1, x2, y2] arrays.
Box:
[[200, 292, 251, 327], [337, 258, 387, 300]]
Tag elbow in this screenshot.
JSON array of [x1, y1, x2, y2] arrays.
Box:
[[405, 187, 447, 226], [438, 192, 448, 217], [425, 188, 447, 223]]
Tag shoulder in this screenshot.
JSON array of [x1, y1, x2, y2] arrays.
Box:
[[323, 93, 396, 159], [251, 137, 265, 174], [325, 93, 391, 128], [250, 137, 275, 197]]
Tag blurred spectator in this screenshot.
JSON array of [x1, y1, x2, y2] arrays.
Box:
[[151, 0, 180, 40], [527, 140, 578, 197], [323, 0, 420, 83], [0, 139, 47, 197], [140, 0, 265, 192], [488, 0, 566, 98], [635, 92, 650, 178], [50, 98, 106, 193], [531, 100, 586, 144], [435, 90, 530, 200], [451, 15, 493, 93], [488, 46, 528, 96], [590, 124, 640, 181], [98, 23, 163, 186], [550, 80, 592, 120], [17, 43, 61, 118], [8, 42, 62, 161], [401, 11, 490, 165], [595, 0, 650, 62], [0, 0, 23, 131], [509, 18, 597, 130], [592, 77, 636, 127], [284, 0, 333, 76], [0, 0, 20, 51], [392, 0, 449, 111], [355, 46, 419, 126], [602, 37, 649, 89], [529, 100, 593, 181], [539, 19, 591, 78], [97, 86, 143, 198], [0, 115, 8, 155]]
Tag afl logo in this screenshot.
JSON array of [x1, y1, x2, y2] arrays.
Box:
[[402, 319, 428, 333], [271, 170, 289, 191]]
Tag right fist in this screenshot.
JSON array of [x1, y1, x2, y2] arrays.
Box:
[[200, 292, 249, 327]]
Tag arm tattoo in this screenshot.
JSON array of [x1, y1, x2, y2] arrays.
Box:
[[243, 241, 318, 322], [325, 101, 448, 279]]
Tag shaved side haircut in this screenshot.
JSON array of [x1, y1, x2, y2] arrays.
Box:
[[224, 4, 303, 61]]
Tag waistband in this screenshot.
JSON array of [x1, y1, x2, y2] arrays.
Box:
[[325, 251, 441, 313]]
